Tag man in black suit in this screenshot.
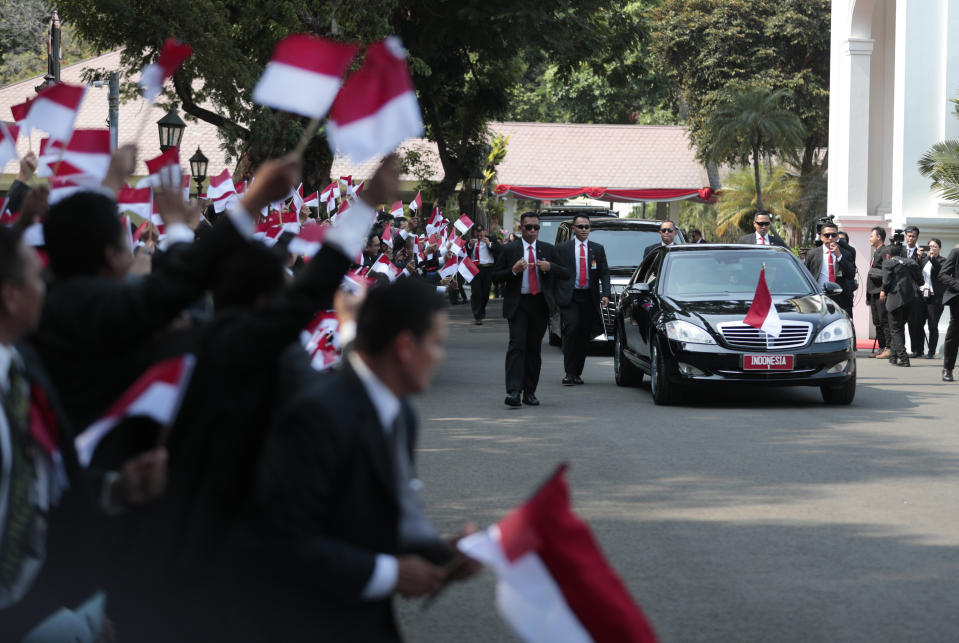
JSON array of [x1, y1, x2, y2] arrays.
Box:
[[804, 221, 856, 318], [866, 227, 891, 358], [938, 245, 959, 381], [556, 214, 611, 385], [492, 212, 570, 407], [736, 211, 788, 247], [254, 279, 479, 641], [901, 225, 927, 356], [882, 244, 923, 367], [465, 225, 500, 325], [643, 219, 680, 258], [689, 229, 706, 243]]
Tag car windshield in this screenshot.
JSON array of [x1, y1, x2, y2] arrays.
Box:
[[662, 251, 815, 297], [538, 219, 565, 244], [587, 228, 677, 268]]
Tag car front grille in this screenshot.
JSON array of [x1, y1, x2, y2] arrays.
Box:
[[716, 321, 812, 350], [599, 293, 620, 338]]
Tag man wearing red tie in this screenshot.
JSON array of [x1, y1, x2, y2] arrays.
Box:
[[465, 225, 501, 325], [804, 221, 856, 318], [492, 213, 569, 408], [556, 215, 611, 385], [737, 211, 788, 247]]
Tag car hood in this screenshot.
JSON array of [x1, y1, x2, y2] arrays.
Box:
[[661, 293, 841, 330]]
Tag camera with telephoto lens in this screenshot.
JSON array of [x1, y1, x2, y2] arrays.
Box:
[[815, 215, 836, 234], [891, 229, 905, 245]]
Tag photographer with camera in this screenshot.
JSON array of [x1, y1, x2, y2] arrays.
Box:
[[882, 243, 924, 367], [805, 219, 856, 319], [920, 239, 945, 359], [866, 227, 891, 358]]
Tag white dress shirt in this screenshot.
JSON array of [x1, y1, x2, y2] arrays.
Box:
[[519, 240, 537, 294], [817, 245, 841, 287], [755, 232, 771, 245], [574, 239, 589, 289], [475, 240, 494, 264], [906, 245, 917, 259]]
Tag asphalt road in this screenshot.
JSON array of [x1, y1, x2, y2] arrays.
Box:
[[396, 299, 959, 642]]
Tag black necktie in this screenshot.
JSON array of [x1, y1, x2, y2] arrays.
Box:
[[390, 412, 437, 548]]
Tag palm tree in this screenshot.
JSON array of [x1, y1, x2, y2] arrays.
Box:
[[919, 99, 959, 203], [715, 166, 801, 243], [706, 86, 806, 212]]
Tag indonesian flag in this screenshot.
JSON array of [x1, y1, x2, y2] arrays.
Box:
[[36, 138, 64, 177], [74, 355, 196, 467], [458, 256, 480, 283], [140, 37, 194, 102], [743, 266, 782, 338], [48, 161, 102, 205], [301, 311, 342, 371], [206, 168, 239, 213], [450, 235, 467, 257], [10, 99, 33, 134], [23, 83, 86, 142], [136, 147, 182, 189], [326, 37, 424, 163], [116, 185, 154, 219], [409, 191, 422, 212], [391, 200, 404, 218], [291, 183, 305, 214], [439, 255, 459, 279], [454, 214, 474, 236], [303, 190, 320, 208], [235, 180, 247, 195], [458, 464, 659, 643], [61, 129, 112, 181], [371, 254, 401, 281], [381, 220, 393, 247], [288, 221, 326, 258], [0, 123, 19, 168], [253, 34, 358, 119], [321, 181, 340, 202], [182, 174, 191, 202]]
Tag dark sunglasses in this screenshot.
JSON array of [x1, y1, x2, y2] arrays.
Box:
[[755, 221, 771, 227], [574, 224, 590, 230], [822, 232, 838, 238], [659, 228, 675, 233], [523, 224, 540, 231]]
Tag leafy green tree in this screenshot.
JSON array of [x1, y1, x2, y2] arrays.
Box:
[[706, 86, 805, 212], [715, 165, 800, 242], [918, 99, 959, 204], [651, 0, 829, 175], [0, 2, 98, 85]]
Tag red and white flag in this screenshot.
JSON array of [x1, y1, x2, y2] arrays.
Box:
[[439, 255, 459, 279], [371, 254, 401, 281], [116, 185, 154, 219], [23, 83, 86, 142], [0, 123, 19, 168], [321, 180, 340, 202], [136, 147, 182, 189], [390, 200, 404, 218], [458, 256, 479, 283], [10, 99, 33, 134], [74, 355, 196, 467], [303, 190, 320, 208], [235, 180, 247, 195], [409, 191, 422, 212], [326, 37, 424, 163], [206, 168, 239, 213], [449, 235, 467, 257], [381, 220, 393, 248], [48, 161, 102, 204], [458, 464, 659, 643], [454, 213, 474, 236], [253, 34, 358, 119], [60, 129, 112, 181], [291, 183, 305, 214], [182, 174, 192, 201], [287, 221, 326, 258], [140, 37, 194, 102], [36, 137, 64, 177], [743, 266, 782, 338]]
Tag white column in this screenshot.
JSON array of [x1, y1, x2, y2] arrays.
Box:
[[845, 38, 875, 217]]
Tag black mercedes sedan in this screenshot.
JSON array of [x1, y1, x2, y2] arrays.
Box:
[[613, 245, 856, 405]]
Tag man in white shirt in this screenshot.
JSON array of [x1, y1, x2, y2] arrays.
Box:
[[466, 225, 500, 324]]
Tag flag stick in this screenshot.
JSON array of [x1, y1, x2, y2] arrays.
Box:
[[293, 117, 322, 157]]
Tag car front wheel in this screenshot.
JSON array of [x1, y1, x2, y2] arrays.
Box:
[[821, 372, 856, 405], [650, 338, 680, 405]]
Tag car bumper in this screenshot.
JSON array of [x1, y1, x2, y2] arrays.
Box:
[[664, 339, 856, 386]]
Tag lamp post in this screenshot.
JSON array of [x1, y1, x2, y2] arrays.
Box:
[[189, 146, 208, 197], [157, 103, 186, 152], [468, 168, 484, 224]]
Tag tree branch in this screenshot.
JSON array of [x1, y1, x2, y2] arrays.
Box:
[[173, 74, 250, 137]]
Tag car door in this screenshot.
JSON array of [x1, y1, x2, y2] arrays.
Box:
[[623, 250, 662, 366]]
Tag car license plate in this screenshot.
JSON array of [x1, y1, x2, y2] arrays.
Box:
[[743, 354, 794, 370]]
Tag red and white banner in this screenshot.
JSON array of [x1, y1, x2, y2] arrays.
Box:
[[140, 37, 194, 102], [743, 266, 782, 338], [0, 123, 19, 168], [326, 37, 423, 162], [116, 185, 154, 219], [74, 355, 196, 467], [253, 34, 358, 119], [23, 83, 86, 142], [136, 147, 182, 189], [458, 464, 658, 643], [61, 129, 112, 181]]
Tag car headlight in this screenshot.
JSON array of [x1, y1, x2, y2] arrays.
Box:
[[814, 318, 854, 343], [665, 320, 716, 344]]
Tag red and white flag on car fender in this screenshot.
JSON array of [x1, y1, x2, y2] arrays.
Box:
[[23, 83, 86, 142], [457, 463, 659, 643], [74, 355, 196, 467], [139, 37, 194, 102], [743, 266, 782, 338], [326, 37, 424, 163], [253, 34, 358, 119]]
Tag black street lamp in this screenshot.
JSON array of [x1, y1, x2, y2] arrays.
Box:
[[157, 103, 186, 152], [468, 168, 484, 222], [189, 146, 208, 196]]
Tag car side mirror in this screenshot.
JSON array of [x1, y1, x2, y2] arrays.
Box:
[[824, 281, 843, 295], [627, 283, 651, 295]]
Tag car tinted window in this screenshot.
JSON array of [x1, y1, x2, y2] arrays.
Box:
[[586, 229, 674, 269], [539, 219, 565, 244], [663, 251, 815, 296]]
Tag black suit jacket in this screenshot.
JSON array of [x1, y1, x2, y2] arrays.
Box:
[[737, 232, 788, 247], [867, 245, 886, 297], [804, 246, 856, 295], [555, 239, 611, 308], [939, 248, 959, 306], [492, 240, 569, 319], [29, 216, 247, 430], [253, 360, 450, 641], [882, 256, 922, 311]]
